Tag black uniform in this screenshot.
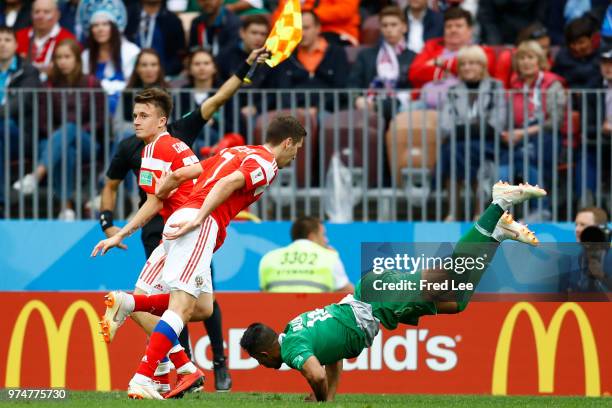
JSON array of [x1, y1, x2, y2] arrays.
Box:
[[105, 109, 204, 257]]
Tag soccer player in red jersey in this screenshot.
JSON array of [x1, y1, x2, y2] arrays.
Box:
[[104, 116, 306, 399], [91, 47, 271, 399]]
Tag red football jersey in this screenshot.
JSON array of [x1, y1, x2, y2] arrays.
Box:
[[139, 132, 199, 222], [181, 145, 278, 249]]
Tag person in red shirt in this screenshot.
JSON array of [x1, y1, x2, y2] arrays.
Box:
[[15, 0, 76, 77], [408, 7, 495, 89], [91, 47, 270, 399], [103, 116, 306, 399]]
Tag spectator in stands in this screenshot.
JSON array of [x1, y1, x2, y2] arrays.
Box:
[[408, 7, 495, 90], [0, 0, 32, 31], [348, 6, 415, 119], [125, 0, 186, 76], [276, 10, 348, 112], [176, 48, 221, 154], [404, 0, 443, 54], [13, 39, 104, 220], [16, 0, 76, 78], [188, 0, 241, 56], [120, 49, 169, 136], [560, 207, 612, 295], [259, 216, 354, 293], [81, 3, 140, 116], [439, 45, 506, 220], [224, 0, 268, 16], [552, 16, 599, 90], [217, 14, 273, 133], [494, 22, 552, 89], [498, 41, 565, 218], [0, 26, 41, 214], [477, 0, 546, 46], [273, 0, 360, 46], [547, 0, 608, 46]]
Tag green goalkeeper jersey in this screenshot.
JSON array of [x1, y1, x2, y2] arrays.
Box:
[[279, 304, 367, 370]]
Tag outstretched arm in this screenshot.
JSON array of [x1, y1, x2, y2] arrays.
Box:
[[164, 170, 246, 240], [200, 46, 269, 121], [325, 360, 343, 401], [91, 193, 163, 256]]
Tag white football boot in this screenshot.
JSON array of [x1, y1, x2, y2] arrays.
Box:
[[99, 291, 133, 343], [492, 181, 547, 208], [493, 211, 539, 246]]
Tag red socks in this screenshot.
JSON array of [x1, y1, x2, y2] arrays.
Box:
[[132, 293, 170, 316]]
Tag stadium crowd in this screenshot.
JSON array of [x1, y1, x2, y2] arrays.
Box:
[[1, 0, 612, 220]]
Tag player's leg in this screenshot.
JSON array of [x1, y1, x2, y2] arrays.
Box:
[[206, 300, 232, 391], [129, 210, 217, 399], [438, 181, 546, 313]]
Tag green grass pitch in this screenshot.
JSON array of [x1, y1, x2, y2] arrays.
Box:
[[3, 391, 610, 407]]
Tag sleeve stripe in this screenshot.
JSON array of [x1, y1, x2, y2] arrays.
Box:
[[241, 154, 277, 183]]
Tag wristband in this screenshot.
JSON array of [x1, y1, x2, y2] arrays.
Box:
[[235, 61, 252, 81], [100, 210, 114, 231]]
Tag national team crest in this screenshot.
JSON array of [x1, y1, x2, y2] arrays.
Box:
[[195, 276, 203, 288]]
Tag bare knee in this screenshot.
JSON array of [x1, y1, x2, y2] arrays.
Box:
[[191, 300, 213, 321]]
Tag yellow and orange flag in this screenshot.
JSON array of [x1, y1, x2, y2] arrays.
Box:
[[264, 0, 302, 68]]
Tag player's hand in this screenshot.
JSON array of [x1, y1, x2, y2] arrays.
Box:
[[164, 220, 200, 240], [103, 226, 128, 250], [246, 46, 270, 65], [304, 393, 317, 402], [154, 170, 177, 199], [91, 235, 126, 257]]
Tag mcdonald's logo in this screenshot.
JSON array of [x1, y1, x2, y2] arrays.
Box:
[[4, 299, 111, 390], [492, 302, 600, 396]]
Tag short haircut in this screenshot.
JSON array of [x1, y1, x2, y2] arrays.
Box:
[[302, 10, 320, 26], [565, 16, 596, 45], [457, 45, 489, 77], [444, 7, 473, 27], [577, 207, 609, 225], [379, 5, 406, 23], [265, 115, 306, 146], [242, 14, 270, 30], [0, 25, 16, 38], [134, 87, 173, 119], [513, 40, 549, 71], [291, 216, 321, 241], [516, 22, 549, 46], [240, 323, 277, 355]]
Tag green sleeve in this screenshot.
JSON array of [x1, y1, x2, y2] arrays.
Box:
[[280, 334, 314, 370]]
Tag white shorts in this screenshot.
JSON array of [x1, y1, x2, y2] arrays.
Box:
[[160, 208, 218, 298], [135, 243, 169, 294]]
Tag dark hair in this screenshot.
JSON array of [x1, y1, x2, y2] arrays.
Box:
[[134, 87, 173, 119], [265, 115, 306, 146], [240, 323, 277, 355], [0, 25, 16, 38], [187, 48, 218, 86], [577, 207, 609, 225], [379, 5, 405, 23], [565, 16, 596, 45], [49, 39, 83, 86], [87, 20, 122, 77], [302, 10, 321, 26], [127, 49, 169, 89], [516, 22, 549, 46], [291, 216, 321, 241], [443, 7, 473, 27], [241, 14, 270, 30]]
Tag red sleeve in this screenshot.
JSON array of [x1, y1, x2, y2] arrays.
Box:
[[138, 141, 175, 195], [239, 158, 269, 192], [408, 39, 445, 89], [15, 28, 29, 58]]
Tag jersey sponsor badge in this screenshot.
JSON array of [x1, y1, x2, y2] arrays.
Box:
[[140, 170, 154, 186], [250, 168, 264, 185]]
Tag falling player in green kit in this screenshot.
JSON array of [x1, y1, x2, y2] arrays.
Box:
[[240, 182, 546, 402]]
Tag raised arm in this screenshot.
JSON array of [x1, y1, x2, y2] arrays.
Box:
[[200, 46, 270, 121], [155, 164, 203, 200]]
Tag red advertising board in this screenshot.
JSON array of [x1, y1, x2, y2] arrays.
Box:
[[1, 292, 610, 396]]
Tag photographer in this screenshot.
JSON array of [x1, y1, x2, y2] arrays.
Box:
[[561, 207, 612, 296]]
